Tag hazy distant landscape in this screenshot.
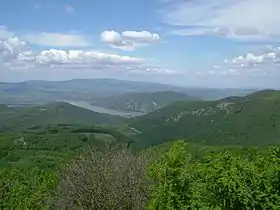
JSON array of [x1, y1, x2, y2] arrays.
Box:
[[0, 79, 256, 115], [1, 79, 280, 209], [59, 100, 143, 117], [2, 0, 280, 207]]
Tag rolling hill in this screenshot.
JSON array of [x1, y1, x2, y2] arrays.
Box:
[[90, 91, 201, 113], [0, 102, 123, 131], [0, 123, 132, 169], [128, 90, 280, 147], [0, 102, 131, 168]]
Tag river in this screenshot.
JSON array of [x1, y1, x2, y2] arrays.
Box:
[[59, 100, 143, 118]]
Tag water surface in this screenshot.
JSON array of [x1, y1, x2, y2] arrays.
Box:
[[60, 100, 143, 118]]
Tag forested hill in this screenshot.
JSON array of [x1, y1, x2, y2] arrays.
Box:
[[129, 89, 280, 147], [1, 90, 280, 208], [90, 91, 201, 113], [0, 102, 123, 131]]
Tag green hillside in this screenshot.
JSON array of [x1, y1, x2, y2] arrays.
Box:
[[0, 102, 130, 169], [91, 90, 200, 113], [129, 90, 280, 147], [0, 124, 131, 169], [1, 90, 280, 208], [0, 102, 123, 131]]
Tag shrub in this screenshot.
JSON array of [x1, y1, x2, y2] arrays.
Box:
[[55, 146, 154, 209]]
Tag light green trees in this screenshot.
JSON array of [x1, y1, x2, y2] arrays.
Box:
[[0, 168, 56, 209], [147, 140, 193, 210], [147, 140, 280, 210], [200, 147, 280, 209], [1, 140, 279, 209]]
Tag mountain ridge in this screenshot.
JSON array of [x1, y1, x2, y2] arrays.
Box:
[[0, 79, 257, 106], [0, 102, 123, 131], [90, 90, 201, 113], [128, 89, 280, 147]]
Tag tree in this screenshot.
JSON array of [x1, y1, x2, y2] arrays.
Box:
[[147, 140, 193, 210], [0, 168, 56, 209], [199, 147, 280, 209]]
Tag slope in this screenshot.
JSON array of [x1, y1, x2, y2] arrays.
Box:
[[0, 102, 123, 131], [129, 90, 280, 147], [91, 91, 201, 113], [0, 124, 132, 169]]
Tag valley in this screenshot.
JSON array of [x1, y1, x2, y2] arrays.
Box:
[[2, 3, 279, 207], [59, 100, 143, 117], [0, 79, 279, 209]]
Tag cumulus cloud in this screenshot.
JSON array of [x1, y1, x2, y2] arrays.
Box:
[[162, 0, 280, 41], [0, 27, 26, 62], [226, 48, 280, 67], [206, 46, 280, 79], [100, 31, 134, 51], [33, 49, 144, 66], [0, 26, 176, 78], [100, 30, 160, 50], [22, 32, 91, 47]]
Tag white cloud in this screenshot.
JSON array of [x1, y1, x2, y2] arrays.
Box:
[[33, 49, 144, 66], [0, 26, 176, 79], [226, 47, 280, 67], [0, 27, 26, 61], [207, 46, 280, 79], [100, 30, 160, 50], [169, 27, 269, 41], [22, 32, 91, 47], [65, 5, 75, 14], [122, 31, 160, 43], [100, 30, 134, 51], [162, 0, 280, 41]]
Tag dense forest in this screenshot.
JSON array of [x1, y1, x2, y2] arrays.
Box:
[[1, 90, 280, 209], [1, 138, 280, 209]]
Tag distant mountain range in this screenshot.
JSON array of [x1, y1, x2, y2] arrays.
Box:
[[0, 79, 256, 107]]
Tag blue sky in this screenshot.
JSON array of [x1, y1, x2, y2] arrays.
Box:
[[0, 0, 280, 88]]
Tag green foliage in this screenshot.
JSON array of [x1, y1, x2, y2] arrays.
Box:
[[1, 89, 280, 209], [130, 90, 280, 147], [197, 150, 280, 209], [0, 102, 123, 131], [147, 141, 280, 209], [0, 124, 135, 208], [0, 168, 56, 209], [147, 140, 192, 209], [0, 124, 131, 169]]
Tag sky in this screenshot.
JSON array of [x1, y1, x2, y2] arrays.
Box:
[[0, 0, 280, 88]]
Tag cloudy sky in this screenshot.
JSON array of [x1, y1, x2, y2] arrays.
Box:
[[0, 0, 280, 88]]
